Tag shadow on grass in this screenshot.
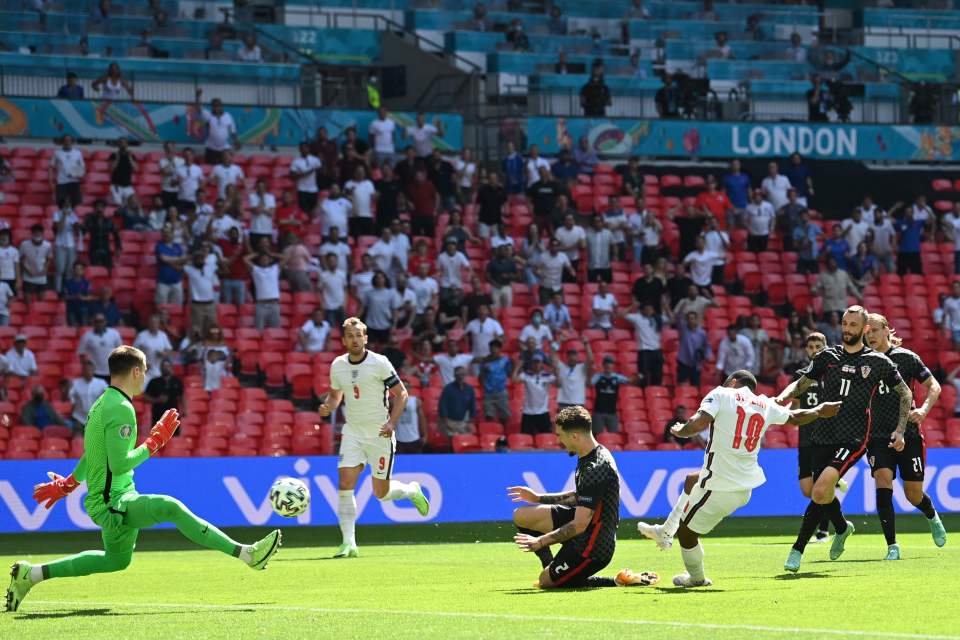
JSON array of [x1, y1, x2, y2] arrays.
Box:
[[16, 607, 257, 620], [773, 571, 836, 580]]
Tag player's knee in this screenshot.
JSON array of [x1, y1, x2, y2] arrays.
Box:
[[873, 471, 894, 490], [151, 496, 187, 521], [537, 568, 555, 589], [904, 485, 924, 505], [811, 484, 832, 504], [105, 552, 132, 572]]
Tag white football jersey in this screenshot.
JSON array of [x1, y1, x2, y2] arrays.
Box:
[[330, 350, 401, 437], [695, 386, 792, 491]]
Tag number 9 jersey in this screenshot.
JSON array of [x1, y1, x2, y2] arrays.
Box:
[[330, 350, 402, 438], [696, 386, 793, 491]]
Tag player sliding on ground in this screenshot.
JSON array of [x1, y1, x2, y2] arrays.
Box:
[[863, 313, 947, 558], [319, 317, 429, 559], [5, 346, 281, 613], [509, 405, 659, 589], [636, 370, 840, 587]]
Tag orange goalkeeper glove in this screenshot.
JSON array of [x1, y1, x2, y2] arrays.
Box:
[[33, 472, 80, 509], [143, 409, 180, 455]]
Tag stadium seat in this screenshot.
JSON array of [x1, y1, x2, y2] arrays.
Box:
[[452, 434, 480, 453]]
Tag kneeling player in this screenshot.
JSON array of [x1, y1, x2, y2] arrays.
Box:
[[508, 405, 658, 589], [637, 371, 839, 587]]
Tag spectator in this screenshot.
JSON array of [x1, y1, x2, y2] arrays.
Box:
[[88, 285, 121, 327], [174, 147, 204, 214], [287, 142, 322, 218], [536, 238, 576, 304], [519, 224, 545, 288], [406, 169, 440, 238], [502, 140, 525, 195], [761, 161, 791, 212], [632, 262, 667, 312], [793, 210, 822, 274], [281, 234, 313, 293], [405, 112, 444, 159], [244, 251, 287, 332], [777, 188, 807, 252], [64, 262, 91, 326], [823, 225, 851, 270], [318, 253, 347, 329], [77, 316, 121, 381], [408, 261, 439, 319], [0, 275, 11, 326], [710, 31, 732, 59], [617, 157, 643, 201], [848, 242, 878, 287], [695, 177, 733, 232], [490, 222, 516, 253], [623, 301, 663, 386], [655, 73, 682, 118], [133, 314, 172, 383], [676, 311, 711, 386], [20, 385, 66, 430], [210, 150, 244, 201], [909, 194, 935, 231], [894, 207, 925, 275], [580, 62, 612, 117], [666, 259, 695, 307], [5, 335, 37, 378], [518, 308, 553, 348], [468, 2, 489, 31], [309, 126, 339, 189], [476, 171, 507, 240], [815, 311, 841, 347], [49, 135, 85, 208], [154, 225, 187, 305], [783, 152, 814, 205], [506, 19, 530, 51], [244, 177, 275, 248], [68, 358, 108, 430], [525, 145, 551, 189], [722, 159, 751, 226], [358, 271, 399, 345], [427, 150, 458, 214], [431, 338, 471, 387], [683, 236, 719, 293], [739, 314, 770, 376], [512, 353, 556, 435], [19, 223, 52, 305], [107, 137, 137, 206], [626, 196, 664, 265], [551, 148, 579, 186], [550, 194, 579, 233], [554, 214, 586, 279], [548, 4, 567, 35], [368, 107, 397, 167], [237, 33, 262, 62], [57, 72, 84, 99], [603, 195, 628, 260], [702, 214, 730, 281], [393, 272, 418, 329], [117, 195, 149, 231], [745, 13, 766, 40], [663, 405, 690, 445], [786, 32, 807, 63], [585, 214, 614, 283], [870, 208, 897, 274], [396, 378, 427, 453], [745, 189, 775, 252], [591, 355, 632, 433], [716, 323, 755, 377], [574, 136, 599, 175], [589, 280, 618, 332], [350, 253, 376, 304], [92, 62, 133, 100], [941, 282, 960, 349], [195, 89, 237, 165], [517, 336, 547, 373], [438, 366, 477, 436], [839, 206, 870, 260], [143, 358, 183, 425], [543, 291, 573, 336], [84, 199, 121, 270], [486, 244, 521, 309], [319, 183, 352, 238], [297, 308, 331, 354], [202, 348, 231, 392], [436, 239, 471, 300], [464, 302, 502, 361], [548, 338, 592, 411], [183, 251, 218, 335], [147, 198, 169, 234], [157, 141, 184, 211], [208, 197, 242, 241], [478, 340, 512, 423], [368, 166, 401, 233], [215, 226, 247, 304], [814, 256, 862, 321], [442, 210, 478, 255]]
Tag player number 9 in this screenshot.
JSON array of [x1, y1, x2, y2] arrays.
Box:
[[353, 385, 360, 399]]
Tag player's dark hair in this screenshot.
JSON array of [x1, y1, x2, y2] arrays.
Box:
[[555, 405, 592, 433], [108, 345, 146, 378], [805, 331, 826, 345], [724, 370, 757, 392], [844, 305, 868, 324]]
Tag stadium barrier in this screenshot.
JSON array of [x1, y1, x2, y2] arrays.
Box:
[[1, 449, 958, 533], [0, 97, 463, 150], [526, 117, 960, 161]]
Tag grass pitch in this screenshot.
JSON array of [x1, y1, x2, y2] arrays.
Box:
[[1, 515, 957, 640]]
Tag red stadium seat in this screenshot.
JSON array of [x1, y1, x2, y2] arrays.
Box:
[[452, 434, 480, 453]]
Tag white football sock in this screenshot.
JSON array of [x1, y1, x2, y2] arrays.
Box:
[[30, 565, 44, 584], [338, 490, 357, 546], [662, 491, 690, 538], [379, 480, 416, 502], [681, 543, 705, 582], [238, 545, 253, 564]]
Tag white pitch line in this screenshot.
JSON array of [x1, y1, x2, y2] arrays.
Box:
[[26, 600, 960, 640]]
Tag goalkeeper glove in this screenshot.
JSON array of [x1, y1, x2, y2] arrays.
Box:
[[33, 472, 80, 509], [143, 408, 180, 455]]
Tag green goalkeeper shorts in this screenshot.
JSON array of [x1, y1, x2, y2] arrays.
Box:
[[92, 491, 142, 555]]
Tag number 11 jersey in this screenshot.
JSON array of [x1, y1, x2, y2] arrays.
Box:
[[696, 386, 792, 492]]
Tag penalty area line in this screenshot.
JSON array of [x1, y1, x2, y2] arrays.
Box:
[[27, 600, 960, 640]]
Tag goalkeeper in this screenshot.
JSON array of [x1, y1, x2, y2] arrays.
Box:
[[6, 346, 281, 613]]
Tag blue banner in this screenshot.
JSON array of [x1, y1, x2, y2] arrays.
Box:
[[1, 449, 958, 533], [0, 97, 462, 151], [527, 117, 960, 162]]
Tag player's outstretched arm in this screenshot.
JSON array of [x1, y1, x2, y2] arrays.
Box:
[[670, 410, 712, 438], [33, 470, 81, 509], [786, 401, 841, 426], [775, 375, 815, 405]]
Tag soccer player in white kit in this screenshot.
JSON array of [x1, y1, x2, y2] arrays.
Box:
[[319, 318, 430, 558], [636, 371, 840, 587]]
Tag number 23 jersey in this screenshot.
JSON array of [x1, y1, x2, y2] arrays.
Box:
[[330, 350, 401, 438], [696, 386, 792, 491]]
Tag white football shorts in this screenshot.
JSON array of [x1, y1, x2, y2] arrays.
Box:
[[337, 431, 396, 480], [681, 484, 752, 535]]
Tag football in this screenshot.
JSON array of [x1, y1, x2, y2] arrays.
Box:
[[269, 477, 310, 518]]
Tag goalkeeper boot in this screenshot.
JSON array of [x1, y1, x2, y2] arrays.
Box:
[[332, 543, 360, 559], [247, 529, 282, 570], [784, 549, 803, 573], [929, 514, 947, 548], [637, 522, 673, 551], [5, 562, 33, 612], [884, 543, 901, 561], [829, 520, 855, 560], [615, 568, 659, 587], [672, 573, 713, 588], [836, 478, 849, 493], [409, 481, 430, 517]]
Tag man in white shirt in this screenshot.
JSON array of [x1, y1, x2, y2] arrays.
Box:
[[745, 189, 775, 252], [408, 262, 439, 316], [237, 33, 262, 62], [623, 301, 664, 386], [0, 280, 13, 326], [244, 252, 288, 331], [518, 309, 553, 347], [319, 226, 352, 273], [701, 217, 729, 284], [368, 107, 397, 167], [536, 238, 575, 304], [247, 177, 276, 245], [465, 304, 505, 359], [512, 354, 556, 434], [133, 314, 173, 383], [368, 227, 399, 277], [683, 236, 720, 291], [77, 315, 122, 380], [434, 338, 475, 386], [158, 141, 184, 210], [48, 135, 85, 208], [349, 254, 376, 305], [551, 337, 593, 409], [317, 253, 347, 329], [69, 358, 108, 428], [941, 281, 960, 348], [760, 161, 791, 212], [840, 207, 870, 258], [0, 229, 19, 296], [585, 214, 614, 283], [627, 197, 663, 264], [290, 142, 322, 216], [405, 112, 444, 158], [210, 150, 245, 200], [175, 147, 205, 212], [208, 201, 243, 241], [715, 324, 755, 376], [589, 279, 619, 331], [183, 251, 219, 335], [5, 335, 37, 378], [554, 214, 586, 278], [20, 223, 52, 304], [436, 240, 471, 294], [344, 166, 377, 238], [52, 204, 80, 293], [299, 308, 331, 354], [944, 202, 960, 276], [871, 208, 897, 274], [388, 219, 411, 273], [525, 145, 550, 188], [196, 89, 237, 164], [321, 183, 353, 238]]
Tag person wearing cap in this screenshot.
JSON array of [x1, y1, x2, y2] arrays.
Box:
[[591, 355, 634, 433], [479, 339, 513, 424], [438, 366, 477, 437], [77, 313, 123, 381], [5, 335, 37, 378], [68, 358, 108, 430], [20, 223, 52, 305], [512, 351, 556, 435], [551, 336, 594, 410], [518, 308, 553, 348]]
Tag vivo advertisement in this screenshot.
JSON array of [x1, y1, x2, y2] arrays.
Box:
[[1, 449, 959, 533]]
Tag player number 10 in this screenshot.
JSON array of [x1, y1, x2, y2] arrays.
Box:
[[733, 406, 764, 452]]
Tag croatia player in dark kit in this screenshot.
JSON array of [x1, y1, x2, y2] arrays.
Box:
[[776, 306, 912, 573], [864, 313, 948, 558], [508, 406, 658, 589]]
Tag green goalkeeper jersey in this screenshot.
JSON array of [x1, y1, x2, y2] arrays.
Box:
[[70, 386, 150, 524]]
